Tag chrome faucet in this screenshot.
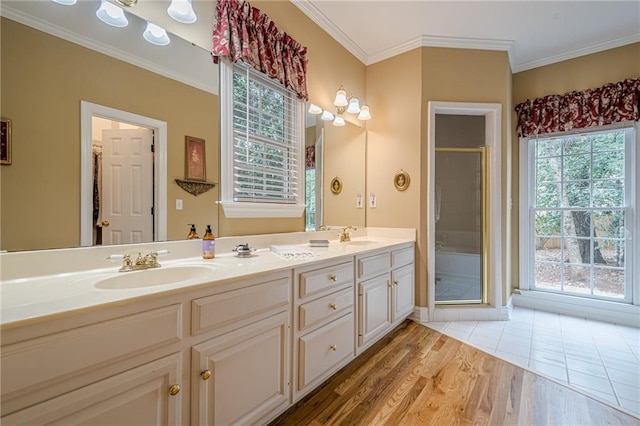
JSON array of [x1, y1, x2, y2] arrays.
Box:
[[339, 226, 357, 243]]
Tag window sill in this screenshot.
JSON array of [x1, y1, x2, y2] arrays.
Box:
[[512, 289, 640, 327], [219, 201, 305, 219]]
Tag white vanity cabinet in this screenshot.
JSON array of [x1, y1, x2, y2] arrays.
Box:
[[293, 259, 355, 401], [190, 273, 291, 425], [0, 303, 186, 424], [357, 244, 415, 353]]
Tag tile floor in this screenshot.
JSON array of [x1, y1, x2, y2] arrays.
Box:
[[423, 306, 640, 418]]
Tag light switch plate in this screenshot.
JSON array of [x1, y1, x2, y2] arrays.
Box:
[[176, 199, 183, 210], [369, 193, 376, 208]]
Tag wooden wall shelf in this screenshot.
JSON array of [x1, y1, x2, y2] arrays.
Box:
[[175, 179, 216, 196]]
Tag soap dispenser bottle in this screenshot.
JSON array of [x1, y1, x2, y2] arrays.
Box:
[[202, 225, 215, 259], [187, 224, 199, 239]]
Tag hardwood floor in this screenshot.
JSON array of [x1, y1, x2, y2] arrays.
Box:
[[271, 320, 640, 425]]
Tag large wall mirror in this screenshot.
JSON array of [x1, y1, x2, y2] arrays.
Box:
[[0, 1, 367, 253]]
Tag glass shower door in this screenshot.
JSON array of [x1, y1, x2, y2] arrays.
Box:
[[434, 148, 487, 304]]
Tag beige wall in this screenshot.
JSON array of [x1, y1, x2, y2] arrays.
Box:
[[0, 18, 219, 251], [323, 123, 366, 227], [511, 42, 640, 291], [217, 0, 367, 237], [366, 47, 511, 307]]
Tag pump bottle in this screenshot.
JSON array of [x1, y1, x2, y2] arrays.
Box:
[[202, 225, 215, 259]]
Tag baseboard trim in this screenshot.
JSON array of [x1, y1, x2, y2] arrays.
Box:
[[512, 290, 640, 328], [411, 306, 429, 323]]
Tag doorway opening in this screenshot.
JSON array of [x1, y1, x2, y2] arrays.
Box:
[[80, 101, 167, 247], [427, 102, 504, 321]]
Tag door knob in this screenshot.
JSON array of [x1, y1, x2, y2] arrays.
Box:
[[101, 220, 110, 227], [201, 370, 212, 380]]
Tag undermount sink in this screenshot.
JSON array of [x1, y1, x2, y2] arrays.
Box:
[[345, 240, 381, 246], [94, 265, 215, 290]]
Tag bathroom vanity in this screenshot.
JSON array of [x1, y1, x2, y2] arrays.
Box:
[[0, 228, 415, 425]]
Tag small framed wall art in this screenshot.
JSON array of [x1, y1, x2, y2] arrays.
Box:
[[1, 118, 12, 165], [330, 176, 343, 194], [393, 170, 410, 191], [185, 136, 206, 181]]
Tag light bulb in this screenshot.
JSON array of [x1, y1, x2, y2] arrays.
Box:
[[308, 104, 322, 114], [333, 87, 348, 107], [143, 22, 170, 46], [358, 104, 371, 121], [346, 97, 360, 114], [167, 0, 197, 24], [96, 0, 128, 27], [333, 116, 346, 126], [320, 111, 334, 121]]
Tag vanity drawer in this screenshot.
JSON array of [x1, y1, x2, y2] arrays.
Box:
[[391, 246, 414, 269], [299, 288, 353, 332], [191, 275, 290, 336], [357, 252, 390, 280], [1, 304, 182, 398], [299, 262, 353, 299], [298, 313, 354, 391]]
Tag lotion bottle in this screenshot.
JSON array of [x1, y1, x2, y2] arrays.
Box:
[[187, 224, 199, 239], [202, 225, 215, 259]]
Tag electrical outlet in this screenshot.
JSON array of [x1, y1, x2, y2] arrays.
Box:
[[176, 199, 183, 210]]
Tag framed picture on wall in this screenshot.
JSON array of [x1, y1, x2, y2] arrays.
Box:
[[330, 176, 343, 194], [1, 118, 12, 165], [393, 170, 410, 191], [185, 136, 206, 181]]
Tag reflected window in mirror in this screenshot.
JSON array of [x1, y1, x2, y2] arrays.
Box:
[[219, 61, 305, 218]]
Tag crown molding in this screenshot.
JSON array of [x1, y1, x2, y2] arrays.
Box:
[[290, 0, 368, 64], [513, 32, 640, 73], [366, 34, 516, 68], [1, 5, 218, 95]]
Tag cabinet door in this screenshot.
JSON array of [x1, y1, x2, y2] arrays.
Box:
[[2, 353, 182, 425], [358, 274, 391, 347], [192, 311, 289, 426], [392, 264, 415, 322]]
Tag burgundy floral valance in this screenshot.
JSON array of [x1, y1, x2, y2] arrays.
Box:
[[515, 78, 640, 138], [212, 0, 309, 100]]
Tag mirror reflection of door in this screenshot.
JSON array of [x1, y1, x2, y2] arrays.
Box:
[[92, 118, 154, 245]]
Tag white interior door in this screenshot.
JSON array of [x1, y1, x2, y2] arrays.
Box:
[[101, 128, 154, 245]]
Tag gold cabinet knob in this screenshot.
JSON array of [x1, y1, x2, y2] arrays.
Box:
[[329, 303, 338, 310], [201, 370, 212, 380], [101, 220, 110, 227], [329, 275, 337, 282], [330, 344, 337, 351], [169, 384, 181, 396], [394, 280, 399, 286]]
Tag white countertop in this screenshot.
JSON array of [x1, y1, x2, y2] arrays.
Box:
[[0, 229, 415, 327]]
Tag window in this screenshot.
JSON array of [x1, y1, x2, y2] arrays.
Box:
[[520, 126, 637, 303], [219, 61, 305, 218]]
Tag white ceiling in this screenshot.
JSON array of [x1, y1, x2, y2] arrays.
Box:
[[4, 1, 638, 77], [291, 1, 640, 72]]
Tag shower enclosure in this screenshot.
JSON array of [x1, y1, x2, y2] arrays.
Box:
[[434, 147, 487, 304]]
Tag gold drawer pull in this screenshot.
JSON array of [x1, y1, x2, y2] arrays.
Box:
[[394, 280, 399, 286], [330, 344, 337, 351], [329, 303, 338, 310], [169, 384, 181, 396], [201, 370, 212, 380], [329, 275, 338, 282]]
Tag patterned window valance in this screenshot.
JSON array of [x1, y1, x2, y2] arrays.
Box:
[[515, 78, 640, 138], [212, 0, 309, 100]]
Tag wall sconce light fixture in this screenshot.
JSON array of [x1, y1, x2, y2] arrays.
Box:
[[167, 0, 197, 24], [143, 22, 171, 45], [96, 0, 129, 27], [309, 85, 371, 126]]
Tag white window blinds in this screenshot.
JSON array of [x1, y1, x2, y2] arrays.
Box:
[[231, 62, 302, 204]]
